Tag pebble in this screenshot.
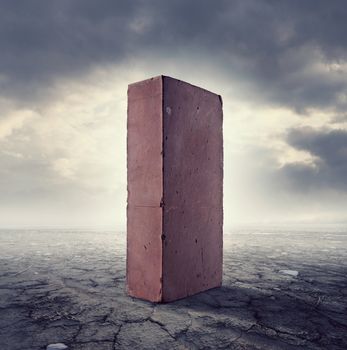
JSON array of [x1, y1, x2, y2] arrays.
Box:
[[279, 269, 299, 277], [47, 343, 68, 350]]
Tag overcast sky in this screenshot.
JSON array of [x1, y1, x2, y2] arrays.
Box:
[[1, 0, 347, 229]]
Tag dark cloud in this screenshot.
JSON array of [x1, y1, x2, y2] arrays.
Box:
[[1, 0, 347, 111], [0, 0, 137, 103], [280, 127, 347, 191]]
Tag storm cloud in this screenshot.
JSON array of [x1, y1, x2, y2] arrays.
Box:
[[281, 127, 347, 191], [1, 0, 347, 111]]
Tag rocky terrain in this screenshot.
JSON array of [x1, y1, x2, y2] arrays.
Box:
[[0, 228, 346, 349]]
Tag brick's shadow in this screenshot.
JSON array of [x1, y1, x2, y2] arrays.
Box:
[[162, 282, 343, 344]]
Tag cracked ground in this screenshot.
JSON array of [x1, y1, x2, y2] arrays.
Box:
[[0, 228, 346, 350]]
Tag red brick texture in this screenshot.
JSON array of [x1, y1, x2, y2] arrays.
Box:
[[127, 76, 223, 302]]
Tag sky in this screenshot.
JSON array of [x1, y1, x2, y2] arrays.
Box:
[[1, 0, 347, 229]]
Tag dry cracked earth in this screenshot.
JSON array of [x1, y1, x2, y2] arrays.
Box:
[[0, 228, 346, 350]]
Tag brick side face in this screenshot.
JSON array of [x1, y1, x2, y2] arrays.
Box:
[[162, 77, 223, 302]]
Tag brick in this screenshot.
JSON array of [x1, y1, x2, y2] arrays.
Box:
[[127, 76, 223, 302]]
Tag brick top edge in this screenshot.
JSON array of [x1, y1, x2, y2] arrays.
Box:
[[128, 75, 222, 102]]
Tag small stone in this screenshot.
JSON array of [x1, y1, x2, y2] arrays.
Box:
[[279, 269, 299, 277], [47, 343, 68, 350]]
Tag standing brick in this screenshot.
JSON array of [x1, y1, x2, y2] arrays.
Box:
[[127, 76, 223, 302]]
